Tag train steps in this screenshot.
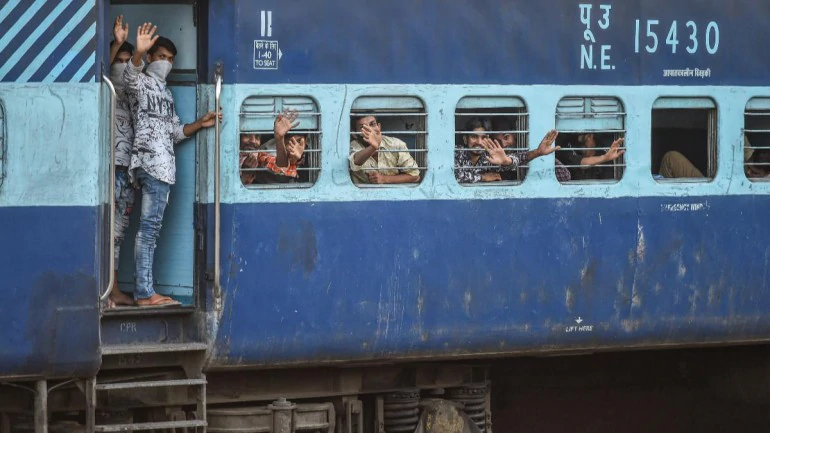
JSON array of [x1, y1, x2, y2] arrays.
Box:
[[86, 375, 207, 433], [92, 307, 209, 432]]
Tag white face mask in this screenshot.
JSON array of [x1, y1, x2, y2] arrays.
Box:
[[111, 62, 125, 85], [109, 63, 126, 90], [146, 60, 173, 85]]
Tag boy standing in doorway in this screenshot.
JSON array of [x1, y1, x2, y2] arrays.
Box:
[[123, 22, 220, 306]]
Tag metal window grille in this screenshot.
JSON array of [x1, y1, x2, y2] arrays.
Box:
[[555, 97, 626, 183], [349, 96, 427, 188], [651, 97, 718, 181], [455, 97, 528, 186], [744, 97, 770, 182], [0, 100, 5, 191], [239, 96, 321, 189]]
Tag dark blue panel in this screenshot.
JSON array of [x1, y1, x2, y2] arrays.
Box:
[[29, 10, 96, 83], [0, 206, 100, 379], [3, 3, 88, 81], [55, 34, 96, 83], [0, 3, 58, 75], [0, 2, 31, 42], [207, 196, 770, 368], [207, 0, 770, 85], [0, 0, 97, 83]]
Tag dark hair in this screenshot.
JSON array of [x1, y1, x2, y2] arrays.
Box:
[[351, 114, 377, 131], [148, 37, 178, 57], [491, 117, 516, 133], [464, 117, 491, 132], [286, 132, 307, 142], [110, 40, 134, 56]]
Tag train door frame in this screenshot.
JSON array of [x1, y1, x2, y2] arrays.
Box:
[[105, 0, 208, 308]]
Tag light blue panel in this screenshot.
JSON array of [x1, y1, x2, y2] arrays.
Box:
[[240, 95, 319, 132], [198, 84, 770, 206], [746, 97, 770, 110], [110, 4, 196, 70], [0, 99, 5, 191], [0, 84, 100, 207], [556, 97, 624, 131], [653, 97, 716, 109], [353, 96, 425, 110], [456, 97, 525, 109], [117, 86, 197, 302]]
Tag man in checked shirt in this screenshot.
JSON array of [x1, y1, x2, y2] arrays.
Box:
[[349, 115, 421, 185]]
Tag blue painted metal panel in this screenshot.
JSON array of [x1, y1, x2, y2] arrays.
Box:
[[0, 84, 102, 207], [0, 206, 100, 379], [0, 0, 97, 83], [207, 0, 769, 86], [206, 196, 769, 368]]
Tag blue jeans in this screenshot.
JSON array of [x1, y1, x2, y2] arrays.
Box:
[[133, 168, 171, 300]]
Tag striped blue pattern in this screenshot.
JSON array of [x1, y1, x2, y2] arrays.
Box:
[[0, 0, 97, 83]]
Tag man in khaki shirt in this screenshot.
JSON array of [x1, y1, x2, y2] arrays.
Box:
[[349, 115, 421, 185]]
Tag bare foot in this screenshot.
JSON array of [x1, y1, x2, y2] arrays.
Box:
[[110, 291, 136, 306], [136, 294, 180, 307]]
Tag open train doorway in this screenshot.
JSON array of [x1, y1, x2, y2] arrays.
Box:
[[107, 0, 204, 308]]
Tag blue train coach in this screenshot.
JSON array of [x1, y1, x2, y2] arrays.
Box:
[[0, 0, 769, 432]]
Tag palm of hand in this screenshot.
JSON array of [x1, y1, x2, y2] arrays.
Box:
[[365, 131, 381, 149], [114, 26, 127, 43], [136, 24, 158, 53], [274, 119, 287, 136], [287, 141, 304, 161], [487, 148, 504, 165], [537, 130, 559, 156]]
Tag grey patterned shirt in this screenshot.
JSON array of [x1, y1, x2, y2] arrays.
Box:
[[123, 60, 187, 184], [113, 91, 134, 167]]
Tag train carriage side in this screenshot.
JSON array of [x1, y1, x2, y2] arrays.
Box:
[[202, 0, 770, 370], [0, 0, 103, 381]]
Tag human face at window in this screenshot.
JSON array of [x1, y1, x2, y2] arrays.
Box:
[[240, 134, 261, 151], [113, 51, 132, 64], [148, 46, 175, 64], [355, 116, 380, 134], [465, 128, 488, 149], [492, 132, 516, 148]]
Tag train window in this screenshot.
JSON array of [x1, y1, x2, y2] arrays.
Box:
[[744, 97, 770, 181], [0, 100, 5, 191], [651, 97, 717, 181], [455, 97, 528, 185], [555, 97, 626, 183], [349, 96, 427, 188], [238, 96, 321, 188]]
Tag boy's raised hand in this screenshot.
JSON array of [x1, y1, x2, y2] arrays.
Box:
[[113, 15, 129, 44], [135, 22, 159, 55]]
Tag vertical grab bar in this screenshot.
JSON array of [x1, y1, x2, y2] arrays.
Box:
[[213, 63, 223, 310], [100, 76, 117, 304]]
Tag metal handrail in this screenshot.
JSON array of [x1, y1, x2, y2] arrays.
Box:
[[100, 76, 117, 305], [213, 64, 223, 311]]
